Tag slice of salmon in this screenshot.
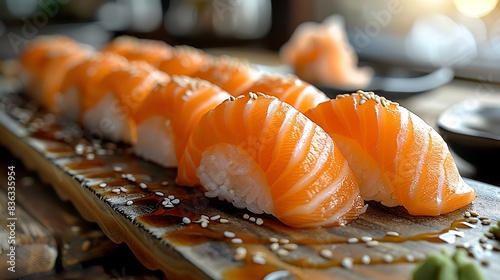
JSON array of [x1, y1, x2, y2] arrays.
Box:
[[38, 47, 94, 113], [245, 74, 329, 113], [133, 76, 231, 167], [306, 90, 476, 216], [191, 56, 260, 96], [102, 36, 173, 67], [157, 45, 209, 76], [178, 92, 366, 228], [81, 61, 169, 143], [57, 52, 129, 121]]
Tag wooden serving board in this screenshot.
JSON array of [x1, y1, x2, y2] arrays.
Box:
[[0, 90, 499, 280]]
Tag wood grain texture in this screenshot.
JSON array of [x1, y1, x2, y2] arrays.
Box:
[[0, 91, 499, 279], [0, 189, 57, 278], [0, 150, 121, 270]]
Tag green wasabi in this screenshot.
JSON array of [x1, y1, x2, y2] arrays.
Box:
[[412, 249, 485, 280]]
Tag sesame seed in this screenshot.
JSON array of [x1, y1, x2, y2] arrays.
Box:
[[319, 249, 333, 259], [126, 175, 136, 182], [219, 218, 229, 223], [405, 254, 415, 262], [361, 236, 372, 243], [249, 217, 256, 222], [224, 231, 236, 238], [99, 183, 107, 188], [167, 195, 174, 199], [252, 254, 266, 265], [386, 231, 399, 237], [270, 243, 279, 251], [231, 238, 243, 244], [479, 216, 489, 221], [121, 174, 127, 178], [464, 211, 471, 218], [269, 237, 279, 243], [201, 221, 209, 228], [479, 237, 488, 243], [161, 181, 169, 186], [283, 243, 298, 251], [366, 240, 379, 247], [483, 244, 493, 251], [485, 232, 494, 239], [481, 220, 491, 226], [182, 217, 191, 224], [234, 247, 247, 261], [470, 211, 479, 217], [120, 187, 127, 192], [359, 255, 370, 265], [75, 144, 85, 155], [113, 166, 123, 172], [383, 254, 394, 263], [255, 218, 264, 225], [279, 239, 289, 244], [112, 188, 121, 194], [86, 154, 95, 160], [201, 215, 209, 220], [341, 257, 353, 269], [171, 199, 180, 205], [155, 191, 164, 197], [466, 217, 478, 223], [126, 200, 133, 206], [243, 214, 250, 220], [347, 237, 359, 244], [277, 249, 289, 257], [210, 215, 221, 221], [139, 183, 147, 189]]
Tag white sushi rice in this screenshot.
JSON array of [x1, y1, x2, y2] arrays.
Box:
[[335, 137, 400, 207], [55, 86, 80, 121], [134, 116, 178, 167], [196, 143, 274, 215], [81, 92, 134, 143]]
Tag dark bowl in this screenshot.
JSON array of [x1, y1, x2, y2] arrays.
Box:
[[437, 100, 500, 172]]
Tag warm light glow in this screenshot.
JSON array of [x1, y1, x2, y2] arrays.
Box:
[[453, 0, 498, 18]]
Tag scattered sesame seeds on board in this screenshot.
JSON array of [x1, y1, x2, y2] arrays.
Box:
[[1, 79, 500, 280]]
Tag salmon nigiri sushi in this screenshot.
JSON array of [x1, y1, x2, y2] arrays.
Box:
[[305, 90, 476, 216], [178, 92, 366, 228], [81, 61, 169, 143], [37, 46, 94, 113], [192, 56, 260, 96], [102, 36, 173, 67], [157, 45, 209, 76], [133, 76, 231, 167], [18, 36, 93, 110], [18, 35, 80, 91], [57, 52, 128, 121], [244, 74, 329, 113]]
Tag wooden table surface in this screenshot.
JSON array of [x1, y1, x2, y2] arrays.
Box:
[[0, 52, 499, 279]]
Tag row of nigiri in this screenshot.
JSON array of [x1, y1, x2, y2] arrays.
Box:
[[18, 36, 476, 228]]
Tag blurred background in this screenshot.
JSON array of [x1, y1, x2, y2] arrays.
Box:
[[1, 0, 500, 83]]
